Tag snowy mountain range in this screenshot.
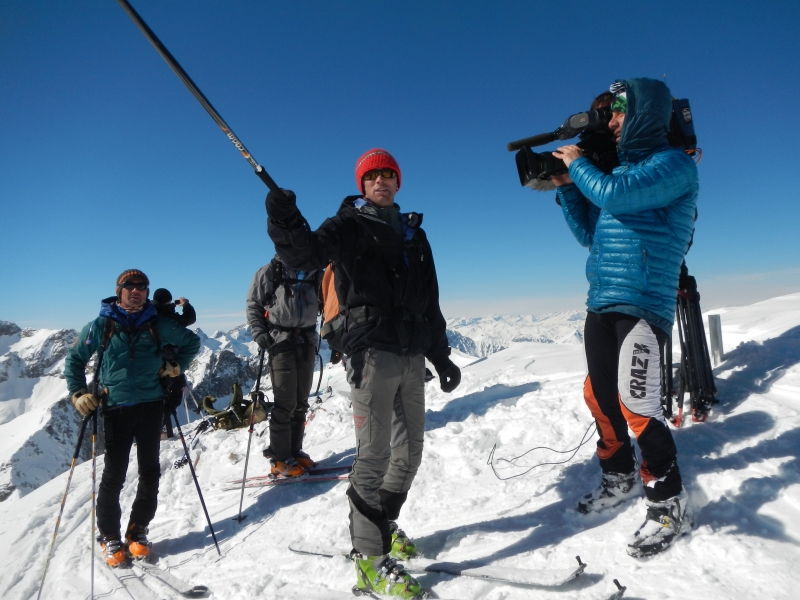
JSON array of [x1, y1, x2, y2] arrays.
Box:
[[446, 312, 586, 356], [0, 321, 84, 502], [2, 295, 800, 599], [0, 314, 441, 503]]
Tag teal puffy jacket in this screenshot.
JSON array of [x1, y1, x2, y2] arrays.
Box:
[[65, 298, 201, 408], [557, 78, 699, 332]]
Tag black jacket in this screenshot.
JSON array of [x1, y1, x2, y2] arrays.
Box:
[[153, 301, 197, 327], [266, 193, 450, 364]]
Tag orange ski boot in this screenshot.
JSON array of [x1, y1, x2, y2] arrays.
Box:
[[293, 450, 317, 470], [99, 535, 127, 568], [125, 524, 152, 561], [270, 457, 305, 478]]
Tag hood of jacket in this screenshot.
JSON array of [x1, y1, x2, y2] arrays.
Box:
[[340, 195, 424, 233], [618, 77, 673, 154], [99, 296, 157, 328]]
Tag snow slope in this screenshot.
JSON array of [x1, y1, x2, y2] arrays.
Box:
[[2, 294, 800, 599]]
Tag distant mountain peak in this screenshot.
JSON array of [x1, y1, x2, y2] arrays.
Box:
[[446, 310, 586, 357]]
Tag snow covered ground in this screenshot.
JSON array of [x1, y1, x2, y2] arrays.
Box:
[[2, 294, 800, 599]]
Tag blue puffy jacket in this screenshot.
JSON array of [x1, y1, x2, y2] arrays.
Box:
[[557, 78, 699, 332]]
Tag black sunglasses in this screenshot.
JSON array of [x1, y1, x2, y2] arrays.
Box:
[[121, 281, 148, 291], [362, 169, 397, 181]]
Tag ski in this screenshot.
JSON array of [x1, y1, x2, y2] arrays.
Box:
[[268, 588, 459, 600], [306, 386, 334, 425], [288, 543, 586, 587], [222, 472, 350, 491], [100, 559, 160, 600], [227, 463, 352, 485], [352, 589, 458, 600], [132, 561, 210, 597]]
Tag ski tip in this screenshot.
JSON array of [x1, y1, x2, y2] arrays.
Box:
[[610, 578, 627, 599], [575, 555, 587, 573]]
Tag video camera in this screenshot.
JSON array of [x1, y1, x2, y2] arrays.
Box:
[[509, 99, 698, 188]]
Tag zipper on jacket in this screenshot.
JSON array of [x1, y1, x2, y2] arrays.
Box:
[[642, 248, 648, 291]]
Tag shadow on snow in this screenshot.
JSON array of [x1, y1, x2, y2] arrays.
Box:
[[153, 447, 355, 558], [425, 382, 540, 431]]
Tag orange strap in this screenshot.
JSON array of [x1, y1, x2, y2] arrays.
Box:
[[322, 266, 339, 324]]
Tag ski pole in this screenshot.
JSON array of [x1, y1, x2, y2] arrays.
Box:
[[183, 387, 191, 425], [39, 328, 110, 600], [185, 381, 202, 413], [233, 347, 266, 522], [171, 412, 221, 555], [114, 0, 285, 196], [36, 414, 91, 600], [312, 314, 324, 397], [90, 409, 98, 600]]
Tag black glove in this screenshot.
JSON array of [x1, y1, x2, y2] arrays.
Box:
[[162, 374, 187, 412], [432, 357, 461, 393], [255, 332, 273, 350], [330, 350, 342, 365], [266, 189, 298, 223]]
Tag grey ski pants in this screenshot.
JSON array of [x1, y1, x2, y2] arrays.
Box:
[[346, 349, 426, 556], [267, 344, 316, 461]]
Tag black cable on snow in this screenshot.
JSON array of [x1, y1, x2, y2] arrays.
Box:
[[487, 421, 595, 481]]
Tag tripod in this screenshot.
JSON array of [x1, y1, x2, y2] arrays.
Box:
[[661, 263, 718, 425]]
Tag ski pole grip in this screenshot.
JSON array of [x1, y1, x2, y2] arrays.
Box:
[[255, 166, 287, 199], [507, 131, 558, 152]]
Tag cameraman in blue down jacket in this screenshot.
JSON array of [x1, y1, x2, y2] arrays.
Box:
[[552, 78, 698, 558]]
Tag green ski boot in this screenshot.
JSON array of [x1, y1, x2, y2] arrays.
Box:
[[389, 521, 418, 560], [353, 553, 426, 599]]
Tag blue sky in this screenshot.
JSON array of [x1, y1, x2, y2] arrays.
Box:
[[2, 1, 798, 332]]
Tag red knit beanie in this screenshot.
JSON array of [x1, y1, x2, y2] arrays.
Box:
[[115, 269, 149, 297], [355, 148, 401, 194]]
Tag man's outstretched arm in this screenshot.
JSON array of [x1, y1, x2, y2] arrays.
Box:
[[265, 189, 343, 271]]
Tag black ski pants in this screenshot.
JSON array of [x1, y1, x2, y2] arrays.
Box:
[[97, 400, 163, 539], [267, 343, 316, 461], [583, 311, 682, 502]]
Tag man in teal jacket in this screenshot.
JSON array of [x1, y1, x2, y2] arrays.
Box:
[[65, 269, 200, 567], [553, 78, 698, 557]]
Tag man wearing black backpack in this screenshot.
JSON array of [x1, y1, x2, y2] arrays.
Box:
[[247, 256, 321, 477], [265, 148, 460, 600], [65, 269, 200, 567]]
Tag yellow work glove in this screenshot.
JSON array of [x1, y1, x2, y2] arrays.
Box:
[[71, 388, 100, 417]]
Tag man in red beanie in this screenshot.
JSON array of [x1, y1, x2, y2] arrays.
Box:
[[265, 148, 460, 599]]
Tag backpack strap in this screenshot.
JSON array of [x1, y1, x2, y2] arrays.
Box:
[[100, 316, 116, 351], [147, 319, 163, 352]]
